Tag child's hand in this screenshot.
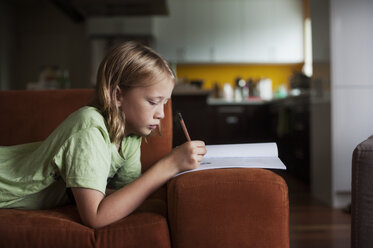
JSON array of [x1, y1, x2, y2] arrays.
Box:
[[169, 141, 207, 173]]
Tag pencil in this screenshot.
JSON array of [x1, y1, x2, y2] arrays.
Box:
[[177, 112, 191, 142]]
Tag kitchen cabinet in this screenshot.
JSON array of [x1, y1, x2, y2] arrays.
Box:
[[153, 0, 304, 63], [213, 106, 250, 144], [270, 95, 310, 184], [172, 92, 274, 146], [171, 91, 213, 146], [272, 0, 304, 62], [210, 104, 273, 144], [242, 0, 274, 62], [210, 0, 241, 62], [184, 0, 211, 61], [154, 0, 212, 62], [152, 0, 187, 62]]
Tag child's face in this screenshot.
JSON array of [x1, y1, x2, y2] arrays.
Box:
[[118, 78, 174, 136]]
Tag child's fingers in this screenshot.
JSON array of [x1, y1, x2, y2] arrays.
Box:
[[197, 154, 205, 163], [201, 146, 207, 155], [196, 146, 207, 156], [191, 140, 205, 147], [189, 141, 206, 153]]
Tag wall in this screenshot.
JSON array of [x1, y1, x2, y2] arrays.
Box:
[[176, 63, 303, 90], [0, 1, 13, 90], [87, 17, 153, 36], [10, 1, 91, 89], [330, 0, 373, 207], [309, 0, 332, 205]]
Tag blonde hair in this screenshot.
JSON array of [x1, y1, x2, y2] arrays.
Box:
[[92, 41, 175, 144]]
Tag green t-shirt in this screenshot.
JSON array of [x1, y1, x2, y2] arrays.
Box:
[[0, 106, 142, 210]]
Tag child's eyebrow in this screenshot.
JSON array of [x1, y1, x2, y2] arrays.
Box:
[[149, 96, 168, 100]]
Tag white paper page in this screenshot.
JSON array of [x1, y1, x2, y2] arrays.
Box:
[[174, 143, 286, 177], [175, 157, 286, 176], [204, 143, 278, 159]]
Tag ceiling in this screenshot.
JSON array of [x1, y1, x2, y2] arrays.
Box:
[[45, 0, 168, 21], [75, 0, 167, 15]]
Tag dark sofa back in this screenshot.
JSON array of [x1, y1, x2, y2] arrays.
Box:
[[352, 135, 373, 248], [0, 89, 94, 146], [0, 89, 173, 171]]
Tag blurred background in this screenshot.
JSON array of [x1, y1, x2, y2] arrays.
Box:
[[1, 0, 373, 246]]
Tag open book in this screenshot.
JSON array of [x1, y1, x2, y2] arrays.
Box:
[[175, 142, 286, 176]]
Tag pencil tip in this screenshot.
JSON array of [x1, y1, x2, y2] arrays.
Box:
[[177, 112, 183, 121]]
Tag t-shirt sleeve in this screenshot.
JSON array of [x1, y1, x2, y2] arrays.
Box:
[[52, 127, 111, 195], [107, 137, 142, 189]]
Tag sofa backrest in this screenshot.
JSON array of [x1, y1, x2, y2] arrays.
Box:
[[0, 89, 172, 171], [351, 135, 373, 248]]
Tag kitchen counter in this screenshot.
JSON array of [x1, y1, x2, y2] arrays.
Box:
[[207, 92, 310, 106], [207, 97, 266, 105]]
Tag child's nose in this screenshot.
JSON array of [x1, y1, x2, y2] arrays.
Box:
[[155, 105, 165, 119]]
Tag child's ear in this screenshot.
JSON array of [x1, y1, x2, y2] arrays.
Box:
[[115, 86, 123, 107]]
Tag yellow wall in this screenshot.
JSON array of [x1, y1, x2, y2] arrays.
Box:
[[176, 63, 304, 91]]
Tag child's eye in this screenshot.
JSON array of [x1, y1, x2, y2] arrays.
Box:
[[148, 100, 158, 105]]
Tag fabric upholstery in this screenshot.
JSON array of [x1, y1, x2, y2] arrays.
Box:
[[95, 199, 170, 248], [0, 205, 95, 248], [168, 168, 289, 248], [351, 135, 373, 248], [0, 89, 289, 248], [0, 89, 94, 146], [0, 199, 170, 248]]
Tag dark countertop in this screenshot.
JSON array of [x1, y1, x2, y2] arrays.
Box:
[[207, 93, 311, 106]]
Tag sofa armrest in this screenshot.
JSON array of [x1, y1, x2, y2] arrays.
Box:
[[167, 168, 289, 248], [352, 135, 373, 248]]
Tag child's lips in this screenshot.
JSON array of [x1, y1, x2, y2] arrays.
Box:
[[149, 125, 158, 130]]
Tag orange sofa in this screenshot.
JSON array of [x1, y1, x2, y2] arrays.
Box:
[[0, 89, 289, 248]]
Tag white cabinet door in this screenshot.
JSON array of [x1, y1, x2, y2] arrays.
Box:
[[242, 0, 303, 63], [154, 0, 304, 63], [184, 0, 212, 62], [210, 0, 242, 62], [153, 0, 187, 62], [242, 0, 274, 62], [272, 0, 304, 62]]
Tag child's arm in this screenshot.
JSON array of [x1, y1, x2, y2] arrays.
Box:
[[72, 140, 206, 229]]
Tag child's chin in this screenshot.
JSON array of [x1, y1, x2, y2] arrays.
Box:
[[128, 129, 150, 137], [135, 127, 158, 137], [140, 128, 153, 136], [141, 128, 157, 137]]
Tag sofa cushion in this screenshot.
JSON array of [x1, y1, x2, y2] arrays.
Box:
[[95, 198, 171, 248], [167, 168, 289, 248], [0, 198, 170, 248], [0, 205, 95, 248]]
